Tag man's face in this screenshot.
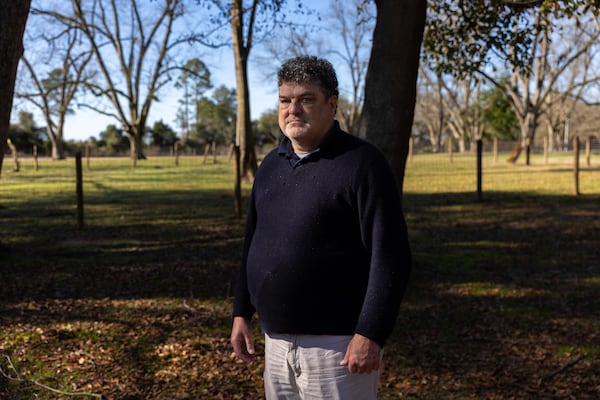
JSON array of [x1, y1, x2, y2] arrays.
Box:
[[278, 81, 337, 152]]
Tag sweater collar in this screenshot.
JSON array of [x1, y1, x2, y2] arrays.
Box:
[[277, 120, 342, 160]]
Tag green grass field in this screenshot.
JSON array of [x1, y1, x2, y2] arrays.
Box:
[[0, 152, 598, 399]]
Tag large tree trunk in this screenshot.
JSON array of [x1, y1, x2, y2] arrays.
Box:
[[360, 0, 426, 194], [125, 123, 146, 161], [512, 110, 539, 165], [127, 133, 146, 161], [0, 1, 31, 176], [47, 127, 66, 160]]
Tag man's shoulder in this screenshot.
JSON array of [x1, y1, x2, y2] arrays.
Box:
[[329, 129, 387, 163], [254, 146, 285, 177], [259, 144, 285, 163]]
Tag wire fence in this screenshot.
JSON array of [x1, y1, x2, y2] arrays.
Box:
[[2, 140, 598, 236], [406, 137, 599, 199]]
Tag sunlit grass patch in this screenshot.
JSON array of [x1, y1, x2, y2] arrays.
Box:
[[443, 282, 550, 298], [578, 276, 600, 287], [446, 240, 522, 249], [503, 304, 544, 319], [555, 344, 600, 358]]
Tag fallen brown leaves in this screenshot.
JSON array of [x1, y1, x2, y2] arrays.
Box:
[[1, 298, 265, 399]]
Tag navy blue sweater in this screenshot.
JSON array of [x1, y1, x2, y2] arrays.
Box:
[[233, 122, 411, 347]]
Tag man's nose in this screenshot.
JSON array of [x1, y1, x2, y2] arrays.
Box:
[[288, 100, 303, 114]]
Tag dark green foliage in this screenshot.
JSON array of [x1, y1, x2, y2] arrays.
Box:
[[149, 120, 178, 150], [423, 0, 598, 77], [480, 83, 520, 140]]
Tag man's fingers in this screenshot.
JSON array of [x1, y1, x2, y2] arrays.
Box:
[[339, 353, 349, 366], [244, 336, 256, 356], [344, 359, 378, 374], [232, 338, 256, 362]]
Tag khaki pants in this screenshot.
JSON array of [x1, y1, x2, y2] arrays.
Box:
[[264, 334, 379, 400]]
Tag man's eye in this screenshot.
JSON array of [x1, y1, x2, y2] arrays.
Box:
[[301, 98, 314, 104]]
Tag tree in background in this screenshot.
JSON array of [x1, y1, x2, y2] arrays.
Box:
[[419, 62, 485, 153], [194, 85, 237, 159], [480, 83, 520, 141], [414, 65, 447, 152], [97, 124, 128, 155], [8, 111, 45, 154], [327, 0, 375, 136], [424, 0, 600, 164], [35, 0, 202, 162], [489, 11, 599, 163], [150, 120, 178, 152], [174, 58, 212, 142], [17, 22, 93, 160], [0, 0, 31, 177], [253, 108, 279, 150], [541, 17, 600, 152]]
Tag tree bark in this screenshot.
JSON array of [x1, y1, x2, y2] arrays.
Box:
[[126, 125, 146, 161], [231, 0, 258, 181], [360, 0, 426, 194], [0, 1, 31, 176], [48, 126, 66, 160]]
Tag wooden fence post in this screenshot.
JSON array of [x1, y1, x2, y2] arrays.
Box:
[[493, 137, 498, 164], [233, 145, 242, 219], [573, 136, 580, 196], [33, 145, 39, 171], [76, 152, 84, 229], [543, 135, 549, 165], [228, 143, 235, 161], [585, 136, 594, 167], [7, 138, 19, 172], [85, 143, 91, 170], [476, 139, 483, 201], [203, 142, 210, 164]]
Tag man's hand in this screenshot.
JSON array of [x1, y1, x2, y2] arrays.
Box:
[[230, 316, 256, 362], [340, 333, 381, 374]]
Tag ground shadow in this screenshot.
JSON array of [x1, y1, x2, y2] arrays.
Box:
[[1, 189, 598, 399]]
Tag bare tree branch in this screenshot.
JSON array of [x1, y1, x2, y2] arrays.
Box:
[[0, 353, 104, 399]]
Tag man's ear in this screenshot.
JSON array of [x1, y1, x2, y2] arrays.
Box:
[[329, 95, 338, 115]]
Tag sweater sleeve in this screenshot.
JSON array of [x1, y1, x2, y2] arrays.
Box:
[[353, 152, 412, 347], [232, 190, 257, 319]]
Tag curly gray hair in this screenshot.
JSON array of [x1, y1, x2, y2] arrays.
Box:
[[277, 56, 339, 99]]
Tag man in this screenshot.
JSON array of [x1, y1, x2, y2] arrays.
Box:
[[231, 56, 411, 399]]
